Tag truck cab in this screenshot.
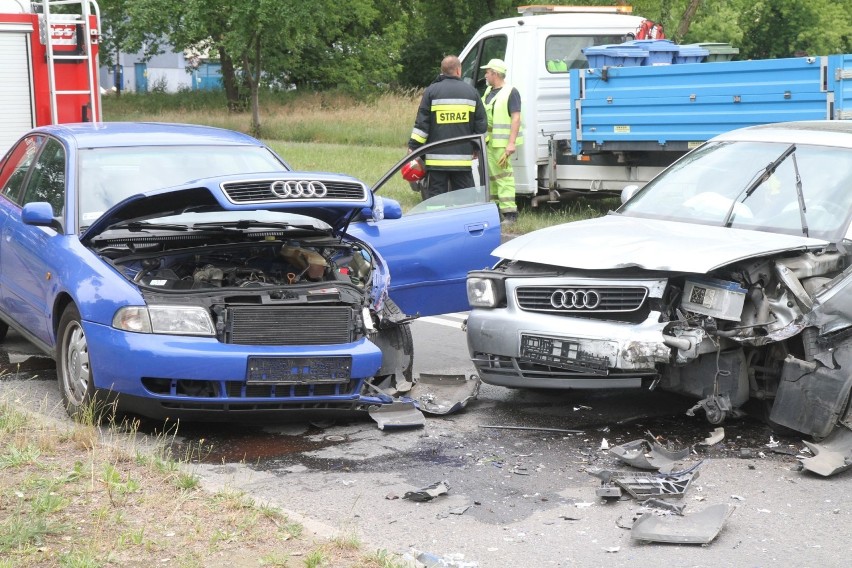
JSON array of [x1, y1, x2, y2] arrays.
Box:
[[459, 6, 644, 202]]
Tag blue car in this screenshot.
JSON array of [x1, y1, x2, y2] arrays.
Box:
[[0, 123, 500, 420]]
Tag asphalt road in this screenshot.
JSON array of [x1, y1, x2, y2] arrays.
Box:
[[1, 320, 850, 567]]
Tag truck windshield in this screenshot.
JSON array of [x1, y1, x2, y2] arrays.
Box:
[[545, 35, 633, 72], [618, 140, 852, 241]]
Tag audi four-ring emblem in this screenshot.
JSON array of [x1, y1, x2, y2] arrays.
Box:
[[270, 180, 328, 198], [550, 289, 601, 309]]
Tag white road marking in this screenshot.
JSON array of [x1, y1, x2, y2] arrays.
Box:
[[417, 312, 468, 329]]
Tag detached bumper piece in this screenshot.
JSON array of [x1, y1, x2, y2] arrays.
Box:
[[367, 374, 481, 430], [590, 462, 702, 500], [799, 426, 852, 477], [631, 503, 735, 544]]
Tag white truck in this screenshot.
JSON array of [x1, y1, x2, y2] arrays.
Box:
[[460, 6, 852, 206], [459, 5, 646, 205]]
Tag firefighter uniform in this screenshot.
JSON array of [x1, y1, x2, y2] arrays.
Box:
[[483, 82, 523, 217], [409, 74, 487, 198]]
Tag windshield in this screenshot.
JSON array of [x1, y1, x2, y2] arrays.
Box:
[[78, 145, 288, 226], [620, 141, 852, 241]]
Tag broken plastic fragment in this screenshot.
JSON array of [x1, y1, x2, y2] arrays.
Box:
[[641, 498, 686, 515], [609, 439, 690, 470], [631, 503, 735, 544], [408, 373, 481, 415], [403, 480, 450, 502], [368, 401, 425, 430], [700, 427, 725, 446], [600, 438, 610, 450], [799, 426, 852, 477]]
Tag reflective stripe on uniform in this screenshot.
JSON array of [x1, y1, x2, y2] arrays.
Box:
[[410, 127, 428, 144], [432, 100, 477, 125], [425, 151, 473, 167]]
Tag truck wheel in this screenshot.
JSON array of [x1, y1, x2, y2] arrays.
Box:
[[56, 305, 96, 420]]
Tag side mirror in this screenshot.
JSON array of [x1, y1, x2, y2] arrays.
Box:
[[22, 202, 57, 226], [361, 196, 403, 221], [620, 184, 640, 204]]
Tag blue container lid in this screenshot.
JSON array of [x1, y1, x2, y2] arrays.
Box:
[[677, 46, 710, 57], [622, 39, 680, 52], [584, 45, 648, 56]]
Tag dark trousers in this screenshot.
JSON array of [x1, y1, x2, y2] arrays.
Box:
[[425, 169, 476, 199]]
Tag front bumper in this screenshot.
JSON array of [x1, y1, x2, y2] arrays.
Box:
[[466, 306, 671, 389], [83, 320, 386, 417]]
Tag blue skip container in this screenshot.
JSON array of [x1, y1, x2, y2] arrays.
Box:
[[622, 39, 680, 65], [673, 45, 710, 64], [583, 45, 648, 68]]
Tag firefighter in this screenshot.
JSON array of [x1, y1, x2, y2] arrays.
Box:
[[481, 58, 522, 224], [408, 55, 487, 199]]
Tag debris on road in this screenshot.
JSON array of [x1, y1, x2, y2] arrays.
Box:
[[368, 401, 426, 430], [589, 462, 702, 500], [479, 425, 585, 434], [799, 426, 852, 477], [408, 373, 481, 415], [631, 503, 735, 544], [641, 498, 686, 515], [403, 480, 450, 502], [700, 427, 725, 446], [609, 438, 689, 471]]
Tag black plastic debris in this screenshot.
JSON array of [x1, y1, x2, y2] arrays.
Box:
[[609, 439, 690, 471], [631, 503, 735, 544], [799, 426, 852, 477], [403, 480, 450, 502]]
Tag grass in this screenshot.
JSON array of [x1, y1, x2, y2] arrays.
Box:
[[0, 399, 407, 567], [103, 90, 615, 232]]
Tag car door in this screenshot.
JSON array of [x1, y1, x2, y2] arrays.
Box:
[[0, 136, 66, 346], [348, 134, 501, 317]]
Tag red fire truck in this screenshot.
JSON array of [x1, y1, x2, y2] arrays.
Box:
[[0, 0, 101, 152]]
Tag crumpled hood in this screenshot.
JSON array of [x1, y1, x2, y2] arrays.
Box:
[[80, 171, 372, 241], [494, 214, 829, 273]]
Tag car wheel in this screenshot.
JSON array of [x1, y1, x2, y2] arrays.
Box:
[[0, 321, 8, 342], [57, 305, 95, 420]]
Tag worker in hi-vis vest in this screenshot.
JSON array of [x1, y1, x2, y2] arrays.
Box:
[[408, 55, 487, 198], [481, 58, 522, 224]]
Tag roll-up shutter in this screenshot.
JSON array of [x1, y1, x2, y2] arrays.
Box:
[[0, 25, 35, 153]]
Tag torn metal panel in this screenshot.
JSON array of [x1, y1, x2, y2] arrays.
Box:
[[368, 401, 425, 430], [408, 373, 480, 415], [609, 439, 689, 470], [631, 503, 735, 544], [799, 426, 852, 477]]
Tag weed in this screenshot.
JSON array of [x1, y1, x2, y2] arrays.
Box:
[[0, 443, 41, 467], [259, 551, 291, 566], [360, 549, 406, 568], [303, 549, 326, 568], [174, 471, 200, 490]]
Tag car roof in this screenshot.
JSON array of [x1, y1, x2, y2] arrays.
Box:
[[31, 122, 266, 149], [714, 120, 852, 147]]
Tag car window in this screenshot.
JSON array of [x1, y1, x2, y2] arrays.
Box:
[[21, 138, 66, 214], [0, 135, 45, 204], [461, 34, 508, 96]]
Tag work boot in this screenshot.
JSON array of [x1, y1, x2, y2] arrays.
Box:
[[501, 211, 518, 225]]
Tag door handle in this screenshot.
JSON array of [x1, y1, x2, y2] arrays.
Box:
[[465, 223, 485, 236]]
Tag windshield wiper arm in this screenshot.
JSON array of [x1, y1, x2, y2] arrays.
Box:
[[191, 221, 319, 231], [792, 152, 808, 237], [723, 144, 796, 228]]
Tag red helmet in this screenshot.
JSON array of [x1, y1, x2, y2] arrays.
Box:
[[401, 157, 426, 182]]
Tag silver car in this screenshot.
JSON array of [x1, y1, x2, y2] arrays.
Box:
[[466, 121, 852, 439]]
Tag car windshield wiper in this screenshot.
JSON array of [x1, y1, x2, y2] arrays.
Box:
[[109, 221, 192, 232], [791, 152, 808, 237], [723, 144, 796, 228], [191, 220, 321, 231]]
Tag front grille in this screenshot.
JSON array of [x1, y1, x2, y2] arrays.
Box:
[[516, 286, 647, 313], [222, 179, 366, 202], [227, 306, 353, 345]]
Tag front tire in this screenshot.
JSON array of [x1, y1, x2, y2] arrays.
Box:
[[57, 305, 95, 420]]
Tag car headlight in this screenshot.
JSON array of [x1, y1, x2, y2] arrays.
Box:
[[467, 276, 506, 308], [113, 306, 215, 336]]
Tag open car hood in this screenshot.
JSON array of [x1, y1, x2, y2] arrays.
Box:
[[80, 172, 373, 241], [493, 214, 829, 273]]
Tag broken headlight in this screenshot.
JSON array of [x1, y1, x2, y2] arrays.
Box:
[[467, 276, 506, 308], [113, 305, 215, 336]]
